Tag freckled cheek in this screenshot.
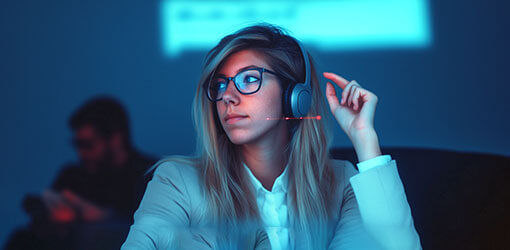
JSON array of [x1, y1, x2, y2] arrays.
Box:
[[256, 95, 282, 119]]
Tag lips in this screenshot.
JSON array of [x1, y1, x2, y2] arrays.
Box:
[[224, 113, 248, 123]]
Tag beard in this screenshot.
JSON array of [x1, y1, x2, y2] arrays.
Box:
[[82, 147, 115, 173], [97, 147, 115, 170]]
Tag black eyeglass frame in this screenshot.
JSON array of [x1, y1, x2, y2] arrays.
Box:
[[204, 67, 282, 102]]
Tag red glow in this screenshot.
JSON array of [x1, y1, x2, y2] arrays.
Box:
[[266, 115, 322, 120], [52, 205, 76, 223]]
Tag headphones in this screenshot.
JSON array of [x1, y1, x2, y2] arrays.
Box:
[[283, 37, 312, 118]]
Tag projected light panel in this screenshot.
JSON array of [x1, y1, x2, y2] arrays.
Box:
[[161, 0, 431, 57]]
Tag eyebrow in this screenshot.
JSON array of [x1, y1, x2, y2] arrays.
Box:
[[216, 65, 261, 77]]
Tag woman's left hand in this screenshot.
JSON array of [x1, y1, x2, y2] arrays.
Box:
[[323, 72, 378, 140]]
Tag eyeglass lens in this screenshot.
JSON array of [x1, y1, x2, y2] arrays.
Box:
[[209, 69, 261, 101]]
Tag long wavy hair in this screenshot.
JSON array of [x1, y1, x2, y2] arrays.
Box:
[[156, 23, 339, 249]]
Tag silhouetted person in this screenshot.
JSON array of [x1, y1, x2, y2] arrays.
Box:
[[50, 96, 156, 222], [5, 96, 157, 250]]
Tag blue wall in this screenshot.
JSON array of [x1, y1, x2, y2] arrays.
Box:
[[1, 0, 509, 246]]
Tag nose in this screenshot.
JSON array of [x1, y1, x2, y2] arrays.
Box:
[[221, 78, 240, 105]]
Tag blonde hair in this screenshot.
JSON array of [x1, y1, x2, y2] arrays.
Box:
[[155, 23, 338, 249]]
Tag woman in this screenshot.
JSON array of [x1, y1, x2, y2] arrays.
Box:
[[122, 23, 422, 249]]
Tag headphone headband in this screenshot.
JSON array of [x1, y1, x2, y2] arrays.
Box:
[[293, 38, 310, 88]]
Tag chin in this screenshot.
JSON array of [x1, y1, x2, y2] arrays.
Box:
[[225, 121, 281, 145], [225, 131, 256, 145]]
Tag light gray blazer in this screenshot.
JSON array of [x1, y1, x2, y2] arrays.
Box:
[[121, 158, 422, 249]]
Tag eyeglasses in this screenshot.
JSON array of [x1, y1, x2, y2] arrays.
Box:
[[71, 138, 98, 150], [204, 67, 279, 102]]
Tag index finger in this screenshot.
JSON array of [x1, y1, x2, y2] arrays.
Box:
[[323, 72, 349, 90]]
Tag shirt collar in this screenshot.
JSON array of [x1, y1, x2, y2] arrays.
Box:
[[242, 161, 289, 193]]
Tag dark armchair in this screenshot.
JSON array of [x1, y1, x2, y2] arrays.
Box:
[[330, 147, 510, 250]]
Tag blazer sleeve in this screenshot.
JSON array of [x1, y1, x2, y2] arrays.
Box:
[[327, 162, 384, 249], [121, 161, 210, 249], [347, 158, 422, 250]]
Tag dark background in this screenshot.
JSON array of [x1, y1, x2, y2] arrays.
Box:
[[1, 0, 509, 246]]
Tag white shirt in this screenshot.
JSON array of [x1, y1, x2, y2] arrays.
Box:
[[242, 154, 392, 250]]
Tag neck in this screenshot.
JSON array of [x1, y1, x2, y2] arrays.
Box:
[[240, 121, 290, 191]]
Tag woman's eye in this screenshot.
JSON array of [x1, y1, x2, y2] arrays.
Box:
[[244, 76, 259, 83], [214, 79, 226, 89]]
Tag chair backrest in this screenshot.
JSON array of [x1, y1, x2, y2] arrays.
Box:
[[329, 147, 510, 249]]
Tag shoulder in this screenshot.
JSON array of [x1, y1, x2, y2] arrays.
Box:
[[151, 156, 201, 184], [53, 162, 83, 181], [150, 156, 204, 202], [51, 163, 87, 190], [148, 156, 211, 223]]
